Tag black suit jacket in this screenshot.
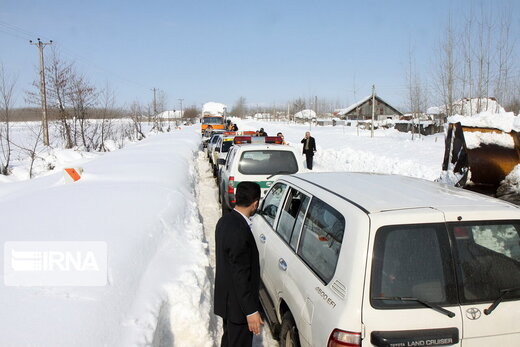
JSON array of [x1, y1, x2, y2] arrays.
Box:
[[301, 136, 316, 155], [214, 210, 260, 324]]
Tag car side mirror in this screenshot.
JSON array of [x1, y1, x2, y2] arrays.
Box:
[[218, 158, 226, 165]]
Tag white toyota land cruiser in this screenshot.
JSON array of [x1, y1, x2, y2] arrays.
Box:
[[252, 172, 520, 347]]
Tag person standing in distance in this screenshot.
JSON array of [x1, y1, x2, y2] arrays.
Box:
[[301, 131, 317, 170], [214, 181, 264, 347]]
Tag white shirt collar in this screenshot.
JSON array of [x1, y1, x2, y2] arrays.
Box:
[[234, 208, 252, 228]]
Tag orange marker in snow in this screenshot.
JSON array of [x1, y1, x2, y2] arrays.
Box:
[[64, 168, 82, 182]]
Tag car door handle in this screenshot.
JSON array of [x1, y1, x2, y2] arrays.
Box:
[[278, 258, 287, 271], [259, 234, 266, 243]]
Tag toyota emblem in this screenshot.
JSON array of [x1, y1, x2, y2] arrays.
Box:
[[466, 307, 481, 320]]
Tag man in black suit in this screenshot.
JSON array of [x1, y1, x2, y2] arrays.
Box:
[[301, 131, 317, 170], [214, 181, 263, 347]]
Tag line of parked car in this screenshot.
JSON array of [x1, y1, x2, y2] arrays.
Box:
[[203, 129, 303, 214], [201, 129, 520, 347]]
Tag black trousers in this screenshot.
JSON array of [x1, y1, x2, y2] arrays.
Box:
[[221, 319, 253, 347], [305, 152, 314, 170]]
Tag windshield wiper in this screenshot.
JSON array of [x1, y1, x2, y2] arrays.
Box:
[[373, 296, 456, 318], [484, 287, 520, 315], [267, 171, 294, 179]]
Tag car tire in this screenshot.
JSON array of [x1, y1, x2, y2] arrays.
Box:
[[212, 164, 217, 178], [280, 311, 300, 347]]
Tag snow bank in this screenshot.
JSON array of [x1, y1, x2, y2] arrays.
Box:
[[448, 111, 520, 132], [0, 126, 213, 346]]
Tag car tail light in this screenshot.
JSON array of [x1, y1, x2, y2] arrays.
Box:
[[228, 176, 235, 204], [228, 176, 235, 194], [265, 136, 283, 144], [327, 329, 361, 347], [234, 136, 251, 144]]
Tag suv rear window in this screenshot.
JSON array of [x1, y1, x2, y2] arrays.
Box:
[[238, 150, 298, 175], [222, 140, 233, 152], [371, 224, 458, 309], [371, 221, 520, 309]]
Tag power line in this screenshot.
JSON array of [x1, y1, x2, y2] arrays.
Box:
[[0, 20, 148, 91]]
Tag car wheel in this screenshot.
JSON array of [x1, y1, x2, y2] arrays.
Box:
[[218, 184, 222, 203], [280, 311, 300, 347], [212, 164, 217, 178]]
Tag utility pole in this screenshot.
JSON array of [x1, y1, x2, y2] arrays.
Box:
[[30, 38, 52, 146], [178, 98, 184, 121], [151, 88, 158, 114], [371, 85, 375, 138]]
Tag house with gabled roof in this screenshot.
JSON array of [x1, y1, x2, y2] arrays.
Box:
[[335, 95, 403, 121]]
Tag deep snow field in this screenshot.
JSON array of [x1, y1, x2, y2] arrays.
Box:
[[0, 118, 447, 346]]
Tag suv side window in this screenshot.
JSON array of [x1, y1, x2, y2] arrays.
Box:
[[226, 147, 236, 170], [260, 183, 288, 227], [298, 198, 345, 283], [276, 188, 310, 249]]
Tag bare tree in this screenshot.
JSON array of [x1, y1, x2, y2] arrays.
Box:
[[435, 17, 458, 117], [97, 83, 116, 151], [9, 123, 44, 179], [129, 101, 146, 140], [406, 45, 429, 140], [32, 49, 75, 148], [494, 8, 516, 112], [231, 96, 248, 118], [183, 105, 199, 120], [442, 3, 517, 116], [292, 98, 306, 114], [70, 73, 97, 150], [0, 64, 17, 175]]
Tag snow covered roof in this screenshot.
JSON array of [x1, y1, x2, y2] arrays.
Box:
[[335, 95, 372, 115], [202, 102, 227, 115], [287, 172, 513, 213], [428, 97, 505, 116], [157, 110, 183, 119], [294, 109, 316, 119], [335, 95, 402, 116]]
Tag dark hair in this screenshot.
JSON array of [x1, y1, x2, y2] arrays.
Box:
[[235, 181, 261, 207]]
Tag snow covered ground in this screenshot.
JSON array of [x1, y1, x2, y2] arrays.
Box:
[[238, 118, 445, 181], [0, 127, 215, 346], [0, 119, 448, 346]]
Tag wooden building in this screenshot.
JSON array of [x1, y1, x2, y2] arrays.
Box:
[[335, 95, 403, 121]]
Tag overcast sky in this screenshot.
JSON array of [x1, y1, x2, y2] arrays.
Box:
[[1, 0, 519, 111]]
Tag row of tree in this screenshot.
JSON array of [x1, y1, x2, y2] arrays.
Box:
[[410, 4, 519, 119], [0, 49, 201, 176]]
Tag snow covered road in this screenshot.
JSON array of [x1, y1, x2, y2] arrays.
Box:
[[0, 120, 448, 346], [195, 149, 279, 347]]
